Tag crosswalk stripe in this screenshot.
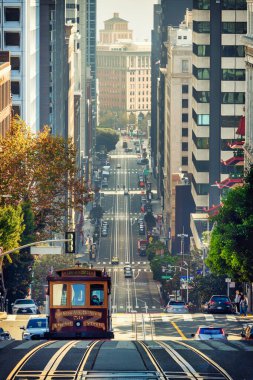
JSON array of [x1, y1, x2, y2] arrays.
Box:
[[204, 314, 215, 321]]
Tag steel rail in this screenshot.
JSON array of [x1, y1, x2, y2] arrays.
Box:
[[174, 340, 233, 380], [6, 340, 55, 380], [137, 341, 167, 380]]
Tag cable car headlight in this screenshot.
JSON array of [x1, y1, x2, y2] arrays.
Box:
[[75, 320, 82, 328]]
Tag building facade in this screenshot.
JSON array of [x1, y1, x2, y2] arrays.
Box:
[[97, 13, 151, 120], [0, 1, 40, 132], [0, 51, 11, 137], [163, 14, 193, 251], [191, 0, 247, 209], [243, 0, 253, 169]]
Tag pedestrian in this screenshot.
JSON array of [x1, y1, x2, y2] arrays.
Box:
[[240, 294, 248, 316], [234, 290, 241, 314]]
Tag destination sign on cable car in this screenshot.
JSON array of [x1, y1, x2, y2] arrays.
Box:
[[60, 268, 97, 277]]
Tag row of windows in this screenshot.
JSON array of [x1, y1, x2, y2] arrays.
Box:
[[0, 7, 20, 23], [193, 43, 244, 57], [130, 98, 150, 102], [193, 0, 246, 10], [129, 77, 150, 82], [193, 89, 245, 104], [53, 283, 104, 307], [129, 70, 150, 75], [193, 22, 247, 34], [193, 66, 245, 81], [129, 91, 150, 95], [129, 105, 150, 110], [192, 112, 243, 128]]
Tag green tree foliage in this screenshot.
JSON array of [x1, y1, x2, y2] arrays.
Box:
[[149, 253, 176, 282], [147, 240, 168, 261], [189, 274, 227, 307], [32, 254, 75, 305], [99, 111, 128, 129], [206, 167, 253, 282], [0, 204, 24, 299], [96, 127, 119, 152], [3, 202, 35, 306]]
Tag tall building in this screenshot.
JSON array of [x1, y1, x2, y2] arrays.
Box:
[[243, 0, 253, 169], [163, 12, 193, 252], [0, 51, 11, 137], [0, 1, 40, 132], [191, 0, 247, 209], [97, 13, 151, 120]]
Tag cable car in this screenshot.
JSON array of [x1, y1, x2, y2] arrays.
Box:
[[46, 264, 113, 339]]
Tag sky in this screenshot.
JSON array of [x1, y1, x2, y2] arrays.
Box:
[[97, 0, 158, 42]]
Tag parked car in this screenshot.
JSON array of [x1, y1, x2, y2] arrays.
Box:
[[12, 299, 39, 315], [20, 317, 48, 340], [191, 326, 228, 340], [0, 327, 12, 341], [165, 300, 189, 314], [205, 295, 234, 314]]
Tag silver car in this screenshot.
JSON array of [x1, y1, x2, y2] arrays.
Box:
[[165, 300, 189, 313], [12, 299, 38, 314], [20, 317, 48, 340]]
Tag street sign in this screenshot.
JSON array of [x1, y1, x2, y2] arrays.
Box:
[[229, 282, 235, 288], [161, 275, 172, 280], [31, 246, 62, 255], [225, 278, 231, 282]]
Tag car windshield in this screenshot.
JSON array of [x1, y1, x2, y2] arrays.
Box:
[[211, 296, 229, 302], [15, 300, 35, 305], [199, 328, 223, 335], [27, 319, 47, 328]]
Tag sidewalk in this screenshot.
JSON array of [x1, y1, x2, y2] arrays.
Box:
[[0, 311, 7, 320]]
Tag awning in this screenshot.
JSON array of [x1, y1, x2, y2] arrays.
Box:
[[236, 115, 245, 136]]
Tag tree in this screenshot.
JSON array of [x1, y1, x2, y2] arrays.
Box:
[[0, 204, 24, 301], [99, 111, 128, 129], [0, 117, 89, 236], [206, 166, 253, 282], [189, 274, 227, 308], [96, 127, 119, 152], [32, 254, 75, 305], [149, 253, 176, 282]]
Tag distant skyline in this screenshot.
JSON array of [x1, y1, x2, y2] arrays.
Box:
[[97, 0, 158, 42]]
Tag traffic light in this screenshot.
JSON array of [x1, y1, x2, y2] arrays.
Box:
[[65, 232, 76, 254]]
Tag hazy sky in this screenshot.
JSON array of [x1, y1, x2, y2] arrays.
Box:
[[97, 0, 158, 42]]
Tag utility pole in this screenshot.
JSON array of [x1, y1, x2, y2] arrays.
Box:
[[177, 227, 188, 265]]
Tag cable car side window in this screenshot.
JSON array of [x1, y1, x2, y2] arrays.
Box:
[[53, 283, 67, 306], [71, 284, 86, 306], [90, 284, 104, 305]]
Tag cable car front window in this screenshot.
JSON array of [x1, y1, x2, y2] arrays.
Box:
[[71, 284, 86, 306], [53, 283, 67, 306], [90, 284, 104, 306]]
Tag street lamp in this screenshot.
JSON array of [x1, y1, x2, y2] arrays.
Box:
[[177, 229, 188, 264]]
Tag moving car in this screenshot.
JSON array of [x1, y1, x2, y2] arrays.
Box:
[[0, 327, 12, 341], [165, 300, 189, 314], [205, 295, 234, 314], [191, 326, 228, 340], [112, 257, 119, 265], [12, 299, 38, 315], [20, 317, 48, 340], [124, 189, 129, 195], [116, 163, 121, 169], [101, 228, 108, 237], [124, 267, 133, 278]]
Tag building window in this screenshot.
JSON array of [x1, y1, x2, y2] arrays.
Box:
[[10, 56, 20, 71], [222, 92, 245, 104], [4, 7, 20, 22], [193, 21, 210, 33], [222, 45, 244, 57], [182, 85, 188, 94], [192, 131, 209, 149], [182, 128, 188, 137], [182, 142, 188, 151], [11, 81, 20, 95], [193, 0, 210, 9], [192, 176, 209, 195], [193, 89, 210, 103], [222, 0, 247, 10], [193, 110, 210, 126], [182, 113, 188, 122], [4, 32, 20, 46], [182, 99, 188, 108], [221, 115, 241, 128], [182, 60, 189, 73], [193, 66, 210, 80], [12, 105, 20, 116], [222, 69, 245, 81], [192, 153, 209, 173], [182, 157, 188, 166], [222, 22, 247, 34], [193, 44, 210, 57]]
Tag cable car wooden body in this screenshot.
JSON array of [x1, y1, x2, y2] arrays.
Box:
[[46, 266, 114, 339]]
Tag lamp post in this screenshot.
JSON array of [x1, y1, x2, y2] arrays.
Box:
[[177, 229, 188, 265]]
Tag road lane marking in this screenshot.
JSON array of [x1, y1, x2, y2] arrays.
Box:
[[204, 314, 215, 321], [170, 321, 187, 340]]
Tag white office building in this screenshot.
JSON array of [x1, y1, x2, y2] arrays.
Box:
[[0, 1, 40, 132]]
